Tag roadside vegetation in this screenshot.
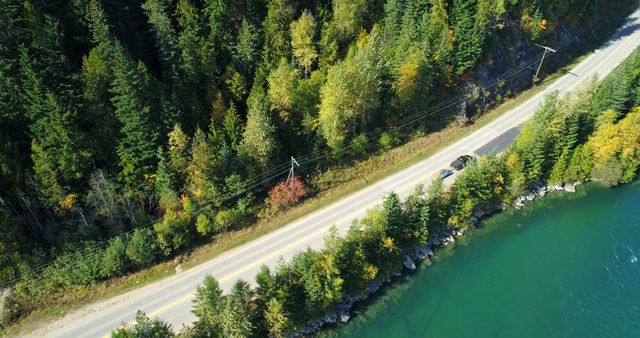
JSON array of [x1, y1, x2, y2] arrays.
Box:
[[0, 0, 637, 331], [113, 46, 640, 338]]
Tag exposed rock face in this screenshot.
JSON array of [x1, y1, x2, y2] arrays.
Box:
[[456, 22, 581, 121], [288, 28, 595, 329]]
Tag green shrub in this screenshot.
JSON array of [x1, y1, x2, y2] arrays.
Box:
[[44, 244, 103, 287], [154, 210, 194, 252], [1, 275, 39, 327], [378, 131, 400, 151], [350, 133, 368, 157], [330, 140, 346, 161], [215, 209, 243, 231], [101, 236, 129, 278], [195, 213, 217, 236], [126, 228, 160, 268], [111, 311, 174, 337]]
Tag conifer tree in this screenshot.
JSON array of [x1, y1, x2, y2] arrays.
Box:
[[424, 0, 452, 81], [0, 0, 28, 188], [111, 311, 175, 337], [548, 147, 569, 185], [87, 0, 113, 47], [142, 0, 181, 81], [175, 0, 209, 128], [200, 0, 233, 80], [20, 45, 90, 204], [110, 42, 160, 188], [264, 298, 290, 338], [81, 45, 119, 166], [203, 0, 233, 52], [222, 103, 244, 151], [262, 0, 295, 66], [187, 128, 219, 202], [382, 191, 404, 244], [175, 0, 203, 81], [382, 0, 405, 46], [26, 14, 81, 102], [392, 0, 427, 67], [31, 140, 65, 205], [220, 280, 254, 337], [193, 274, 225, 335], [591, 72, 631, 116], [143, 0, 189, 131], [233, 19, 262, 77], [19, 10, 91, 193], [451, 0, 484, 76], [402, 186, 429, 246]]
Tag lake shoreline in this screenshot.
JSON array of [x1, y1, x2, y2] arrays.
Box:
[[292, 180, 598, 337]]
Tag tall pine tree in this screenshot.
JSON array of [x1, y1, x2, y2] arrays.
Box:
[[451, 0, 484, 77], [110, 42, 160, 188]]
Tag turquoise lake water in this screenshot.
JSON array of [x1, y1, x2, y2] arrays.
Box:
[[325, 182, 640, 338]]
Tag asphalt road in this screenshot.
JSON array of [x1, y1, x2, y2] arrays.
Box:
[[34, 7, 640, 338], [474, 126, 521, 157]]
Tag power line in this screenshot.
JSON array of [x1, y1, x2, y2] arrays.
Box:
[[289, 27, 586, 169], [0, 21, 591, 288]]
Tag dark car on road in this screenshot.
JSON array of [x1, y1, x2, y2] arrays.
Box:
[[439, 168, 453, 179], [450, 155, 474, 170]]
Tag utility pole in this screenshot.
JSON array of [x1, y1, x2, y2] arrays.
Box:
[[286, 156, 300, 193], [534, 43, 557, 81]]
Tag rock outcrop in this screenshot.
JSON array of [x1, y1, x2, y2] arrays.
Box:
[[514, 181, 584, 209], [290, 180, 587, 337]]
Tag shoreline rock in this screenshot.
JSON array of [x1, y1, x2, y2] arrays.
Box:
[[514, 180, 584, 209], [289, 180, 588, 337], [289, 225, 462, 337], [403, 255, 416, 270]]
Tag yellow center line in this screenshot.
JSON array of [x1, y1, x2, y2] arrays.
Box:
[[104, 24, 639, 338], [132, 205, 373, 323], [565, 30, 636, 93]]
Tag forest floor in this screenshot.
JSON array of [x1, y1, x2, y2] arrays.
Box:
[[7, 54, 589, 336]]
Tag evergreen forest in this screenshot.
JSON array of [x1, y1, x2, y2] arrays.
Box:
[[0, 0, 637, 328], [115, 46, 640, 338]]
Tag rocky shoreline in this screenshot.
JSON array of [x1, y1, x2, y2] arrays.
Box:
[[513, 181, 582, 209], [289, 181, 583, 337]]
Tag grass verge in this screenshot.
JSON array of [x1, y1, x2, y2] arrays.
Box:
[[5, 52, 590, 336]]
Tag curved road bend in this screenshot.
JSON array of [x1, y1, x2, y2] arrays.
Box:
[[32, 7, 640, 338]]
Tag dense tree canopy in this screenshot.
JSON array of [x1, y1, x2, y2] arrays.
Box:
[[165, 45, 640, 338], [0, 0, 636, 329]]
